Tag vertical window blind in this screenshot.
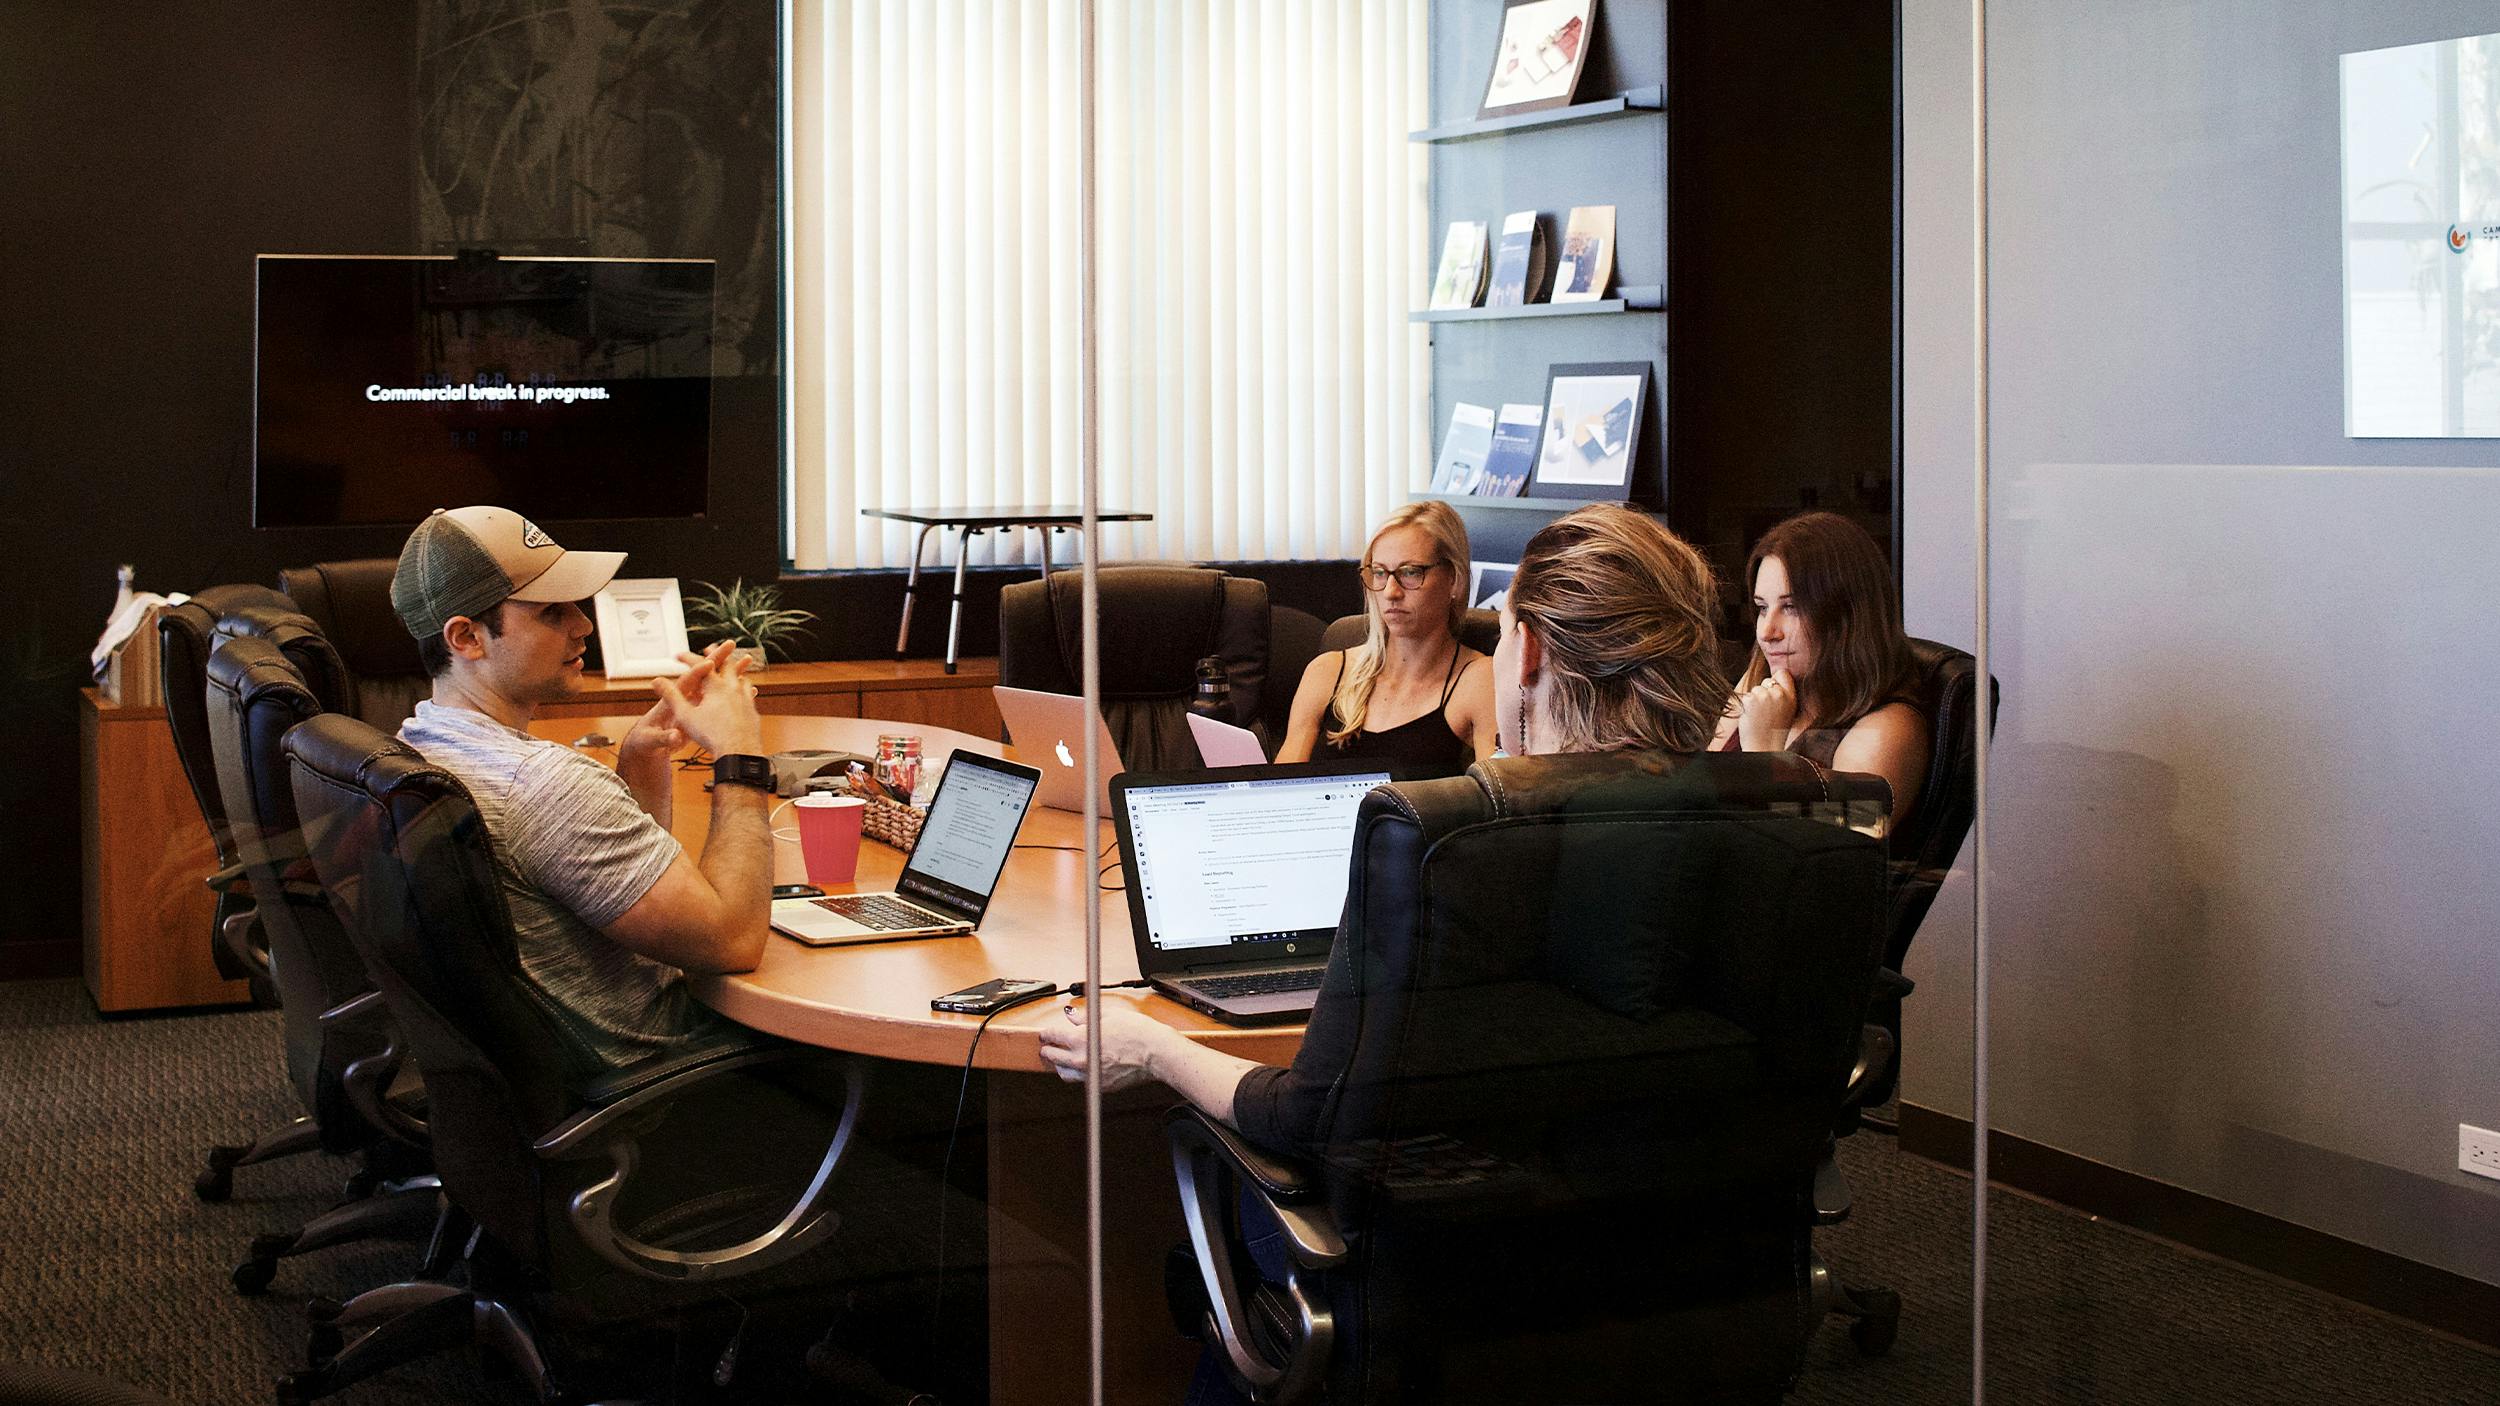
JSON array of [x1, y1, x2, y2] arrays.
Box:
[[786, 0, 1429, 571]]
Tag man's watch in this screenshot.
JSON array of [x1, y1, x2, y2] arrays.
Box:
[[711, 753, 775, 793]]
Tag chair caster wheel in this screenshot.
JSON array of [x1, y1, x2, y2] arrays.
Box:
[[275, 1369, 323, 1405], [233, 1256, 279, 1296], [305, 1322, 343, 1365], [1849, 1287, 1901, 1356], [196, 1147, 243, 1202], [304, 1295, 343, 1323], [342, 1168, 380, 1200]]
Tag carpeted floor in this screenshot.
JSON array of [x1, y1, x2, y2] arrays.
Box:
[[0, 977, 2493, 1404]]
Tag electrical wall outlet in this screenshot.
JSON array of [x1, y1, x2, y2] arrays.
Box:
[[2461, 1124, 2500, 1182]]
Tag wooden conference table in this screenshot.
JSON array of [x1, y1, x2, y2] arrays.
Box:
[[525, 710, 1301, 1404]]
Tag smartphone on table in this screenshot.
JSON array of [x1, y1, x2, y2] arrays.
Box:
[[931, 978, 1057, 1015]]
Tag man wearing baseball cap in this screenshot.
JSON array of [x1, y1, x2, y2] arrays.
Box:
[[393, 506, 774, 1071]]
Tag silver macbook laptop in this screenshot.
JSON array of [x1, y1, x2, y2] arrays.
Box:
[[769, 750, 1042, 946], [1185, 711, 1268, 767], [993, 685, 1126, 814], [1110, 761, 1395, 1025]]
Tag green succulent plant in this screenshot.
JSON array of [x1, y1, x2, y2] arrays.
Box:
[[682, 578, 817, 662]]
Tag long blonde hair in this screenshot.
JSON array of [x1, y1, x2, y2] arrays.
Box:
[[1327, 501, 1473, 745], [1509, 505, 1721, 754]]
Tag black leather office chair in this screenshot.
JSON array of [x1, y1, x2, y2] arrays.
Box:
[[998, 565, 1270, 770], [189, 602, 367, 1202], [1261, 606, 1327, 747], [203, 630, 437, 1290], [157, 583, 296, 987], [276, 559, 429, 732], [1164, 750, 1900, 1405], [282, 714, 866, 1403], [1851, 637, 1997, 1117], [1317, 605, 1499, 660]]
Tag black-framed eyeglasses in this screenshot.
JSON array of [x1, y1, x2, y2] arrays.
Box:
[[1357, 561, 1445, 591]]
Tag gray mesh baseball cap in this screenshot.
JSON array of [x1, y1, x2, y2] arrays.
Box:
[[390, 506, 626, 640]]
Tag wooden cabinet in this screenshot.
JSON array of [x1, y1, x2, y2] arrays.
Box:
[[80, 690, 252, 1013], [76, 659, 1001, 1013]]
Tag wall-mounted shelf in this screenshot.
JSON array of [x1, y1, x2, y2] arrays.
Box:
[[1411, 286, 1662, 323], [1419, 493, 1638, 513], [1411, 87, 1665, 145]]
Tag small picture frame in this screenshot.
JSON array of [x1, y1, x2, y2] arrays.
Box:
[[1528, 361, 1649, 501], [592, 578, 690, 679], [1469, 562, 1520, 613], [1477, 0, 1598, 121]]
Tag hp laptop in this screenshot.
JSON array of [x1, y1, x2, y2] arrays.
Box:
[[993, 686, 1126, 814], [769, 750, 1042, 946], [1185, 712, 1268, 767], [1111, 761, 1396, 1025]]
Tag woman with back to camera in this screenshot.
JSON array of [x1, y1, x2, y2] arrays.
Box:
[[1715, 511, 1929, 830], [1038, 502, 1725, 1148], [1275, 500, 1496, 768]]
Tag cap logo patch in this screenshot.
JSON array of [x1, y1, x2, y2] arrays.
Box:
[[520, 517, 552, 550]]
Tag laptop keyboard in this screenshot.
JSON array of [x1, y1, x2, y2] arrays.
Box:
[[1180, 968, 1324, 1000], [811, 895, 946, 932]]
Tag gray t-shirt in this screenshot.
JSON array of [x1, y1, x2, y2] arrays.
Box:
[[399, 700, 727, 1072]]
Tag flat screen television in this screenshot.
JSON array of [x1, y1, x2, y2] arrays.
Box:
[[254, 254, 714, 527]]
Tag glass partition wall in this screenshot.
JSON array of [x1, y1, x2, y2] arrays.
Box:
[[1974, 1, 2500, 1402]]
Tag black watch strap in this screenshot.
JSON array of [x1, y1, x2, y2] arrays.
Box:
[[711, 753, 774, 792]]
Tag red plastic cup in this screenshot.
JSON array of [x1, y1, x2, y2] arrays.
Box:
[[794, 794, 867, 885]]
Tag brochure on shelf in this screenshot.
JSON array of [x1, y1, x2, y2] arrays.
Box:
[[1485, 210, 1547, 307], [1552, 205, 1616, 303], [1474, 402, 1545, 496], [1428, 220, 1491, 310], [1430, 402, 1498, 493]]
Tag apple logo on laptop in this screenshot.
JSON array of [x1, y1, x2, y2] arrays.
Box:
[[1056, 739, 1075, 768]]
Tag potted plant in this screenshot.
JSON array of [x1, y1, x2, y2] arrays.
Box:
[[682, 579, 817, 671]]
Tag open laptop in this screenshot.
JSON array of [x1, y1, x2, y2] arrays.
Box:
[[1111, 761, 1396, 1025], [1185, 711, 1268, 767], [993, 686, 1125, 814], [769, 750, 1042, 946]]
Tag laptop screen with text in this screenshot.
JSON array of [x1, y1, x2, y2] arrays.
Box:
[[895, 753, 1040, 918], [1123, 770, 1391, 954]]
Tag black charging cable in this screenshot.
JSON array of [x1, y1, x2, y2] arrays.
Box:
[[925, 975, 1155, 1349]]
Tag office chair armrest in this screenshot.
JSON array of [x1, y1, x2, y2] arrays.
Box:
[[217, 908, 271, 985], [536, 1045, 866, 1284], [1166, 1106, 1341, 1406], [1844, 1022, 1898, 1110], [323, 991, 430, 1148]]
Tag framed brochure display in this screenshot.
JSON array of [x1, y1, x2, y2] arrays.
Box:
[[1528, 362, 1648, 500], [1477, 0, 1598, 120], [592, 577, 691, 679]]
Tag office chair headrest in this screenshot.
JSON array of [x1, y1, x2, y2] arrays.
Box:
[[278, 559, 426, 680]]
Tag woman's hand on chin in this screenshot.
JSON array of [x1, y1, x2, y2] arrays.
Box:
[[1735, 667, 1799, 751]]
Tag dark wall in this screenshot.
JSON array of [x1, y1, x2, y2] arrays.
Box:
[[0, 3, 1384, 981]]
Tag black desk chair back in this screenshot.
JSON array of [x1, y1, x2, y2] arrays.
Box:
[[1170, 750, 1894, 1405], [1852, 637, 1998, 1115], [156, 583, 295, 984], [999, 564, 1270, 769], [282, 714, 863, 1402], [202, 632, 435, 1292], [277, 559, 429, 732]]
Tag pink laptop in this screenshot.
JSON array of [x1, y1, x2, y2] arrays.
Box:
[[1185, 712, 1269, 767]]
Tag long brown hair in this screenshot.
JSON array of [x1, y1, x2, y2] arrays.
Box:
[[1509, 505, 1721, 753], [1738, 511, 1912, 728]]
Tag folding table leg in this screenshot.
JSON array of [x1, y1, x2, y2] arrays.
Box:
[[895, 522, 937, 658], [945, 526, 976, 675]]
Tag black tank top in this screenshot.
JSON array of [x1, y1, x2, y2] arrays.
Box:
[[1322, 645, 1473, 769]]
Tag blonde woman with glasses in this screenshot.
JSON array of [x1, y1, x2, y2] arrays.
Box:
[[1276, 501, 1496, 768]]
